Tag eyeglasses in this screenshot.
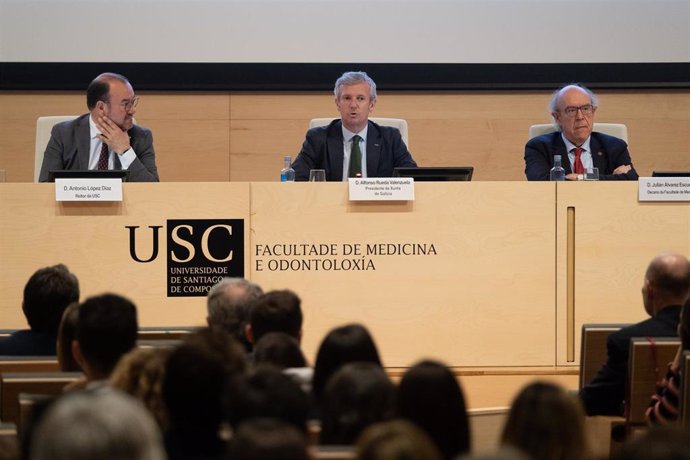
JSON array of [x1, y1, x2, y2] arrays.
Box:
[[105, 95, 139, 112], [562, 104, 594, 117]]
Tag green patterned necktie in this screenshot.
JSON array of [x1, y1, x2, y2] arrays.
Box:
[[349, 135, 362, 178]]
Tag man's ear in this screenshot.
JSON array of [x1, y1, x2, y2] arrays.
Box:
[[245, 324, 254, 344]]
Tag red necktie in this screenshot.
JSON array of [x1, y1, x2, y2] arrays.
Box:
[[97, 142, 109, 170], [573, 147, 585, 174]]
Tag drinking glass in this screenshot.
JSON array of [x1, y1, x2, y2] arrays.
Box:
[[309, 169, 326, 182]]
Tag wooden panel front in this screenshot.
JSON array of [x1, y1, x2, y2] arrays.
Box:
[[249, 182, 557, 367], [0, 183, 250, 328], [556, 182, 690, 366]]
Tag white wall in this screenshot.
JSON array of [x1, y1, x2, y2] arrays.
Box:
[[1, 0, 688, 63]]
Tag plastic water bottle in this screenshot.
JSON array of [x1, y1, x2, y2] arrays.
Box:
[[550, 155, 565, 181], [280, 156, 295, 182]]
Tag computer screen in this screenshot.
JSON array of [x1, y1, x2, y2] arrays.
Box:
[[48, 170, 129, 182], [393, 167, 474, 182]]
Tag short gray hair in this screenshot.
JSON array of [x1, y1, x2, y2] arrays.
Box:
[[31, 389, 166, 460], [207, 277, 263, 338], [334, 71, 377, 101], [548, 83, 599, 120]]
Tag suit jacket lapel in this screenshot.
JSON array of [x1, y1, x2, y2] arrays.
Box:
[[551, 132, 572, 174], [327, 121, 344, 181], [366, 121, 381, 176], [76, 115, 91, 170]]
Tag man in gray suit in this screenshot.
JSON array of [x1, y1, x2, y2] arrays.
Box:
[[39, 72, 159, 182]]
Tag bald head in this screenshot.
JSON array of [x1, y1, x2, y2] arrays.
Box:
[[643, 252, 690, 315]]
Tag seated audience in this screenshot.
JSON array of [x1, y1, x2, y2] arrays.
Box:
[[501, 381, 589, 460], [253, 332, 312, 393], [56, 302, 81, 372], [162, 328, 246, 460], [0, 264, 79, 355], [524, 83, 638, 181], [30, 388, 165, 460], [356, 420, 442, 460], [226, 365, 310, 434], [110, 347, 170, 430], [612, 425, 690, 460], [71, 293, 138, 386], [246, 290, 303, 345], [646, 297, 690, 425], [580, 252, 690, 415], [396, 360, 470, 459], [320, 362, 395, 445], [207, 277, 263, 352], [226, 418, 309, 460], [312, 323, 383, 406]]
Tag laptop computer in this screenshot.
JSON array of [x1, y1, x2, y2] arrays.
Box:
[[48, 170, 129, 182], [393, 166, 474, 182], [651, 171, 690, 177]]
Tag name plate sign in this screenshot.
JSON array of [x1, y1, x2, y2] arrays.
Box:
[[638, 177, 690, 202], [55, 179, 123, 202], [348, 178, 415, 201]]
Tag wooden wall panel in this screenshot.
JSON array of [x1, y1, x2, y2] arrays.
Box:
[[1, 90, 688, 183]]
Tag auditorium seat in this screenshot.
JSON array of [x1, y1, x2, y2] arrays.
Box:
[[579, 323, 629, 389], [34, 116, 78, 182], [0, 371, 81, 424]]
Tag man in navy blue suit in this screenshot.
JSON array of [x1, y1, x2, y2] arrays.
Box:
[[524, 84, 638, 181], [292, 71, 417, 181]]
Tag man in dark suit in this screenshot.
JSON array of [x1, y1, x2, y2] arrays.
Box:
[[292, 71, 417, 181], [0, 264, 80, 355], [524, 84, 638, 181], [38, 72, 159, 182], [580, 252, 690, 416]]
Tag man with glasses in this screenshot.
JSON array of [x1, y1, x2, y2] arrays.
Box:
[[524, 84, 638, 181], [39, 72, 159, 182]]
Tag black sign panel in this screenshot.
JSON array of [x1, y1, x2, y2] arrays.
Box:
[[166, 219, 244, 297]]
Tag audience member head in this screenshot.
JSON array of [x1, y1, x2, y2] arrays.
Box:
[[30, 389, 165, 460], [501, 381, 588, 460], [56, 302, 81, 372], [642, 252, 690, 316], [253, 332, 307, 369], [334, 71, 377, 133], [74, 293, 138, 380], [247, 290, 303, 344], [548, 84, 599, 145], [313, 323, 383, 402], [612, 425, 690, 460], [320, 362, 395, 445], [226, 365, 310, 433], [162, 328, 246, 447], [22, 264, 79, 335], [86, 72, 137, 131], [396, 360, 470, 459], [207, 277, 263, 352], [110, 347, 170, 430], [356, 420, 443, 460], [226, 418, 309, 460]]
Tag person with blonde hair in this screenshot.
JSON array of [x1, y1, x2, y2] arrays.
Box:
[[356, 420, 442, 460], [110, 347, 170, 430]]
